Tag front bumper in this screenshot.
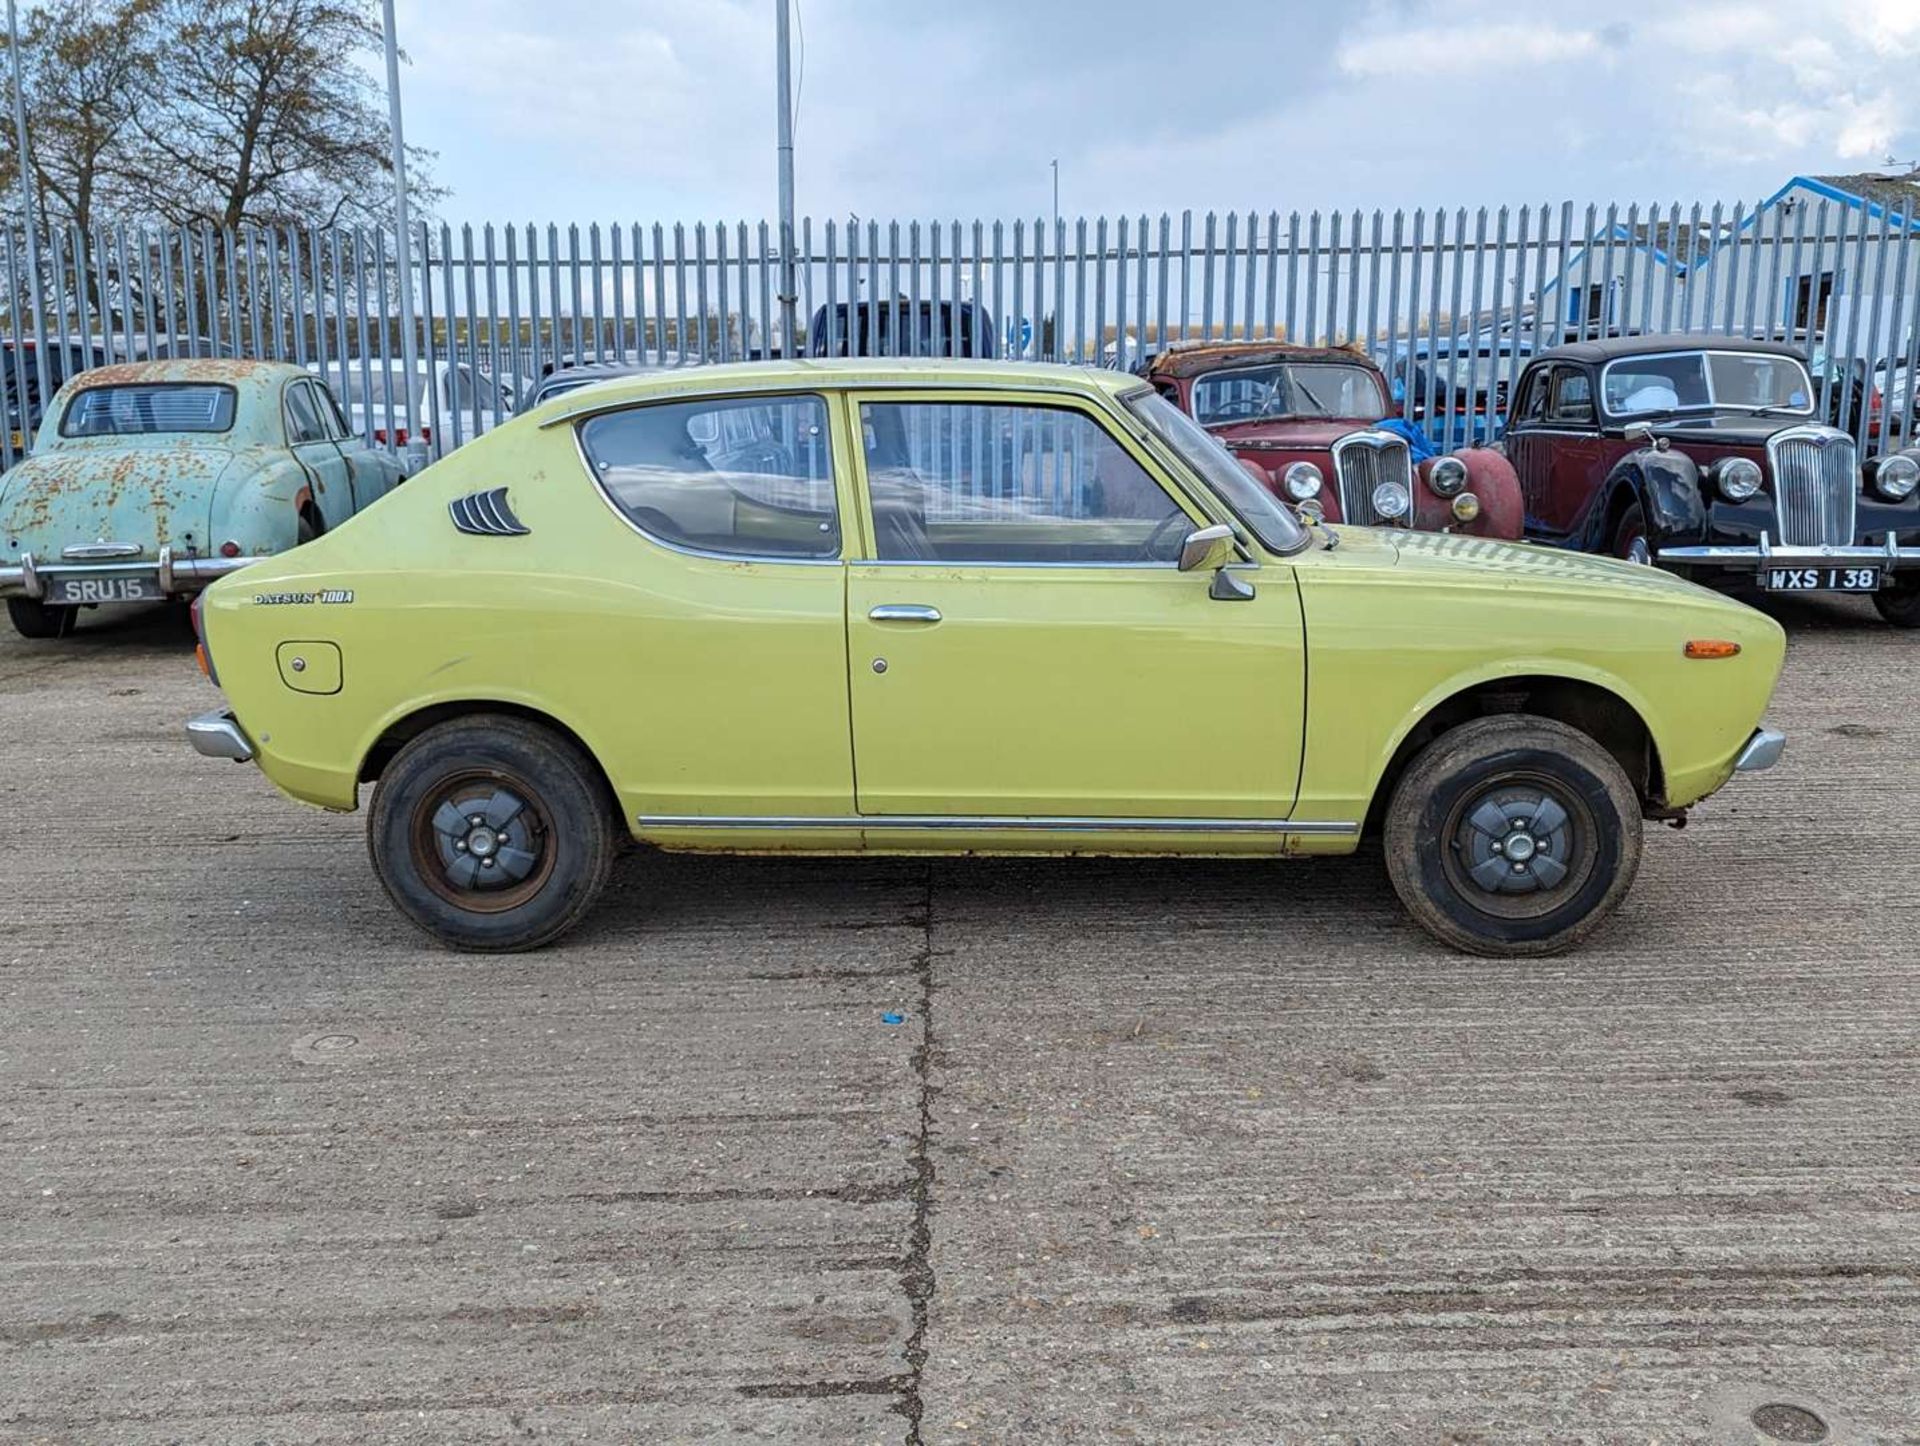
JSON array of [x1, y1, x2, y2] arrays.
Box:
[[1657, 532, 1920, 573], [0, 545, 273, 600], [1733, 727, 1786, 773], [186, 709, 255, 762]]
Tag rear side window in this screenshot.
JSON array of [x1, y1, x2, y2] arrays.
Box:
[[61, 383, 237, 437], [578, 393, 838, 559], [284, 382, 327, 443]]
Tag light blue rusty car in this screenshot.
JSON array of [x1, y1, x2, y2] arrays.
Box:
[[0, 359, 405, 638]]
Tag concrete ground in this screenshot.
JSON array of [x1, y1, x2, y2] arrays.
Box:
[[0, 598, 1914, 1445]]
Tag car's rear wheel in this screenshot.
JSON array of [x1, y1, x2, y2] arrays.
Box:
[[368, 715, 618, 951], [7, 597, 78, 639], [1872, 580, 1920, 627], [1384, 715, 1643, 957], [1611, 502, 1651, 565]]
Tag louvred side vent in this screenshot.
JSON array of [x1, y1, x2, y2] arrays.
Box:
[[448, 487, 530, 537]]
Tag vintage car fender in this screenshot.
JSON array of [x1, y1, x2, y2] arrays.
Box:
[[208, 451, 313, 556], [1586, 447, 1708, 553], [1412, 447, 1523, 540]]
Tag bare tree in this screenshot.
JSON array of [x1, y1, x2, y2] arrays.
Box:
[[0, 0, 160, 233], [135, 0, 437, 230]]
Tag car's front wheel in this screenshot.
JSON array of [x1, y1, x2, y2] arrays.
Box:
[[7, 597, 78, 639], [368, 715, 618, 951], [1872, 579, 1920, 627], [1611, 502, 1652, 565], [1384, 715, 1643, 957]]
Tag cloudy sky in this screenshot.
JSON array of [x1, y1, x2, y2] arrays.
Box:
[[394, 0, 1920, 226]]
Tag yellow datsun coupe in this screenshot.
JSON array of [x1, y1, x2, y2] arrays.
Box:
[[186, 360, 1787, 957]]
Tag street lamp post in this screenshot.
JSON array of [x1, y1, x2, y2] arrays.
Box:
[[380, 0, 425, 471], [775, 0, 798, 358], [6, 0, 49, 432]]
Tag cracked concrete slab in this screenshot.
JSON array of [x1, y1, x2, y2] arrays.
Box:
[[2, 595, 1916, 1445]]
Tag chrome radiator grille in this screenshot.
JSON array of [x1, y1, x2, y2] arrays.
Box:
[[1766, 428, 1857, 547], [1331, 432, 1413, 526]]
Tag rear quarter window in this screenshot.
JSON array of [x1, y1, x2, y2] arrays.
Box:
[[61, 383, 238, 437]]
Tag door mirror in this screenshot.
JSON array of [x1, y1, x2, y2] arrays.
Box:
[[1177, 523, 1235, 573]]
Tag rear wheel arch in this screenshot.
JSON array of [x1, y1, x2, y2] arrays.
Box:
[[358, 700, 623, 822], [1364, 673, 1665, 835]]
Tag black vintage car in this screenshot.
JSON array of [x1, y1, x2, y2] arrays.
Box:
[[1501, 334, 1920, 625]]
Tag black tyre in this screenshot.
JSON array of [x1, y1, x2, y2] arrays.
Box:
[[368, 715, 618, 951], [7, 596, 78, 639], [1611, 502, 1651, 565], [1383, 715, 1643, 957], [1872, 581, 1920, 628]]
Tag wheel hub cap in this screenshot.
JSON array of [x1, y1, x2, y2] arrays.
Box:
[[1455, 787, 1574, 896], [426, 787, 543, 891]]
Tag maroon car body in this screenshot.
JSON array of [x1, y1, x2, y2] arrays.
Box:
[[1142, 341, 1523, 539]]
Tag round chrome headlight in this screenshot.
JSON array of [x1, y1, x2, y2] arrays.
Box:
[[1875, 452, 1920, 501], [1371, 480, 1411, 521], [1714, 457, 1763, 502], [1428, 456, 1468, 497], [1283, 461, 1323, 501], [1450, 491, 1481, 523]]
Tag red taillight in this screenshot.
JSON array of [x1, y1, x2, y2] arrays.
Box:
[[219, 539, 241, 558], [372, 426, 431, 447]]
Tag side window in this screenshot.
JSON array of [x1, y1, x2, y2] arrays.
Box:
[[1550, 367, 1595, 425], [284, 381, 327, 444], [859, 400, 1187, 564], [312, 380, 352, 439], [1513, 368, 1549, 424], [578, 393, 837, 559]]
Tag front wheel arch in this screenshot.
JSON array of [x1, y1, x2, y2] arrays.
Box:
[[1363, 673, 1664, 837]]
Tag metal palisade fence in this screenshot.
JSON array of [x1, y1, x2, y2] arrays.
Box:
[[4, 197, 1919, 468]]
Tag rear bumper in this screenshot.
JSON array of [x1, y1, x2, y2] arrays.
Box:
[[1657, 533, 1920, 573], [0, 546, 272, 599], [186, 709, 255, 762], [1733, 727, 1786, 774]]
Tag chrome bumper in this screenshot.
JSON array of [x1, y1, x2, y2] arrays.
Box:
[[1658, 532, 1920, 572], [0, 545, 273, 599], [186, 709, 255, 762], [1733, 727, 1786, 773]]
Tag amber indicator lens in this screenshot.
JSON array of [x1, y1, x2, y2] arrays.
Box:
[[194, 643, 211, 679], [1684, 639, 1742, 660]]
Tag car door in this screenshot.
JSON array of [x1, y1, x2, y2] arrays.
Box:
[[844, 390, 1305, 819], [1539, 366, 1610, 537], [1504, 363, 1552, 529], [283, 378, 353, 527], [575, 389, 854, 816], [315, 378, 399, 509]]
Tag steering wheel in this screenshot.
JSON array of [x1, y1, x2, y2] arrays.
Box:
[[1141, 510, 1194, 563], [1206, 398, 1261, 422]]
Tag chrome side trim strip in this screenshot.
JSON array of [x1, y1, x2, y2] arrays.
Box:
[[1733, 727, 1786, 773], [637, 813, 1358, 835]]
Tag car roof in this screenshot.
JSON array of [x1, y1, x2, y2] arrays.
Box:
[[525, 357, 1146, 418], [1144, 340, 1379, 380], [62, 358, 311, 391], [1531, 333, 1808, 366]]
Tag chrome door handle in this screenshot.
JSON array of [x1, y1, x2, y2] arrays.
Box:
[[868, 604, 942, 624]]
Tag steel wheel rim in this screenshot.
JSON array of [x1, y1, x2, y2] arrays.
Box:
[[1441, 770, 1598, 921], [1623, 534, 1652, 565], [409, 769, 557, 914]]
